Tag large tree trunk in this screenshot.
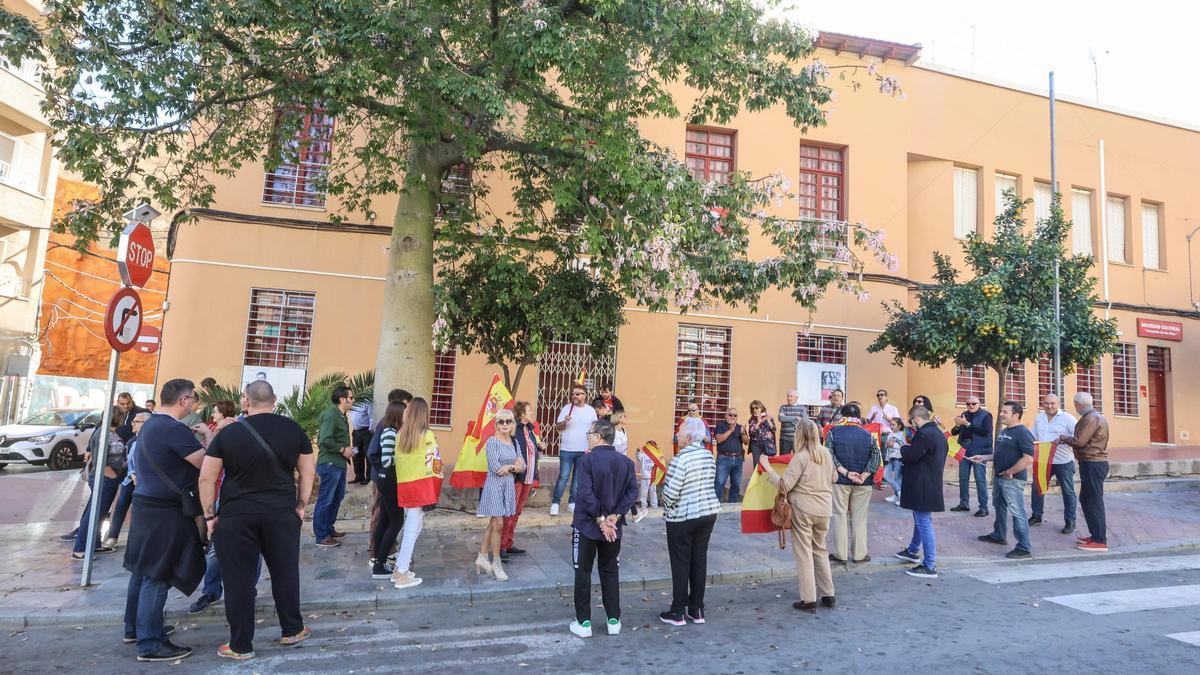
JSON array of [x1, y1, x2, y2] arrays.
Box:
[[372, 144, 456, 416], [993, 361, 1009, 442]]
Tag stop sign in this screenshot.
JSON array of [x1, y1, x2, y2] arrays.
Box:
[[117, 222, 155, 288], [134, 325, 161, 354]]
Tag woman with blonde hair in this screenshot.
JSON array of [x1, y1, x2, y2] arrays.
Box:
[[388, 398, 442, 589], [760, 418, 836, 613], [475, 408, 524, 581]]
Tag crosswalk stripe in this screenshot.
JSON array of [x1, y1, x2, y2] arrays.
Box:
[[1044, 584, 1200, 615], [961, 554, 1200, 584], [1166, 631, 1200, 647]]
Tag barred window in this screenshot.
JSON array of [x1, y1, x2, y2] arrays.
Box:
[[1004, 360, 1026, 407], [1037, 354, 1055, 400], [435, 164, 472, 221], [1113, 343, 1138, 416], [262, 107, 334, 208], [1076, 361, 1103, 413], [243, 289, 315, 370], [956, 364, 986, 405], [685, 128, 735, 184], [796, 334, 847, 364], [430, 350, 457, 427], [675, 324, 732, 431]]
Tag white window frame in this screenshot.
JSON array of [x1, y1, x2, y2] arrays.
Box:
[[1034, 181, 1052, 224], [1141, 202, 1162, 270], [1106, 196, 1128, 264], [995, 173, 1018, 218], [1071, 188, 1093, 256], [953, 167, 978, 239]]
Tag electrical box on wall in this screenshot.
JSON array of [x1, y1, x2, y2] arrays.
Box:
[[1179, 430, 1190, 442]]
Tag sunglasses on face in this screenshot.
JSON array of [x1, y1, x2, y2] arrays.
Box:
[[967, 402, 980, 407], [496, 419, 514, 425]]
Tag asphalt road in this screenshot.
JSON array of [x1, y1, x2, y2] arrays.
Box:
[[6, 551, 1200, 673]]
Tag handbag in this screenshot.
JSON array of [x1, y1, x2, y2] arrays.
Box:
[[137, 437, 208, 547], [770, 491, 791, 549]]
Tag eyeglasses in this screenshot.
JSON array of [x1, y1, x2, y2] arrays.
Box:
[[727, 412, 738, 417], [496, 419, 514, 425], [876, 393, 887, 398], [966, 401, 980, 407]]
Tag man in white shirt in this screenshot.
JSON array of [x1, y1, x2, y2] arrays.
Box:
[[1030, 393, 1078, 533], [866, 389, 901, 435], [550, 384, 599, 516]]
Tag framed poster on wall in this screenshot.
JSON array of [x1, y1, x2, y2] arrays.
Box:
[[796, 361, 846, 406]]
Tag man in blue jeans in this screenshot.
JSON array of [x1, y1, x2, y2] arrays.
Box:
[[950, 396, 992, 517], [713, 407, 746, 502], [975, 401, 1035, 559], [551, 385, 597, 516], [313, 386, 354, 547], [896, 405, 948, 578], [1030, 393, 1078, 532]]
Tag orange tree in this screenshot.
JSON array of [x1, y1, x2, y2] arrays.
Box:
[[869, 192, 1117, 419]]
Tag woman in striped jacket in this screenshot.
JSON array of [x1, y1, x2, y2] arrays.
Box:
[[659, 416, 721, 626]]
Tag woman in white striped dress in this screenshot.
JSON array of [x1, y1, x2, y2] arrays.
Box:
[[474, 409, 524, 582], [659, 416, 721, 626]]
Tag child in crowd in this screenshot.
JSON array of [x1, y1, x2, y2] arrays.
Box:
[[883, 416, 906, 505], [634, 438, 659, 520], [612, 411, 643, 522]]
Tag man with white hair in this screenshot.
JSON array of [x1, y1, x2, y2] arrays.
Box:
[[1057, 392, 1110, 552], [778, 390, 808, 455], [1030, 393, 1078, 533]]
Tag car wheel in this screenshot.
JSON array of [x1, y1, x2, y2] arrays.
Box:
[[48, 442, 76, 471]]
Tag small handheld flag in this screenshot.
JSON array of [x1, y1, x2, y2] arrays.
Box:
[[640, 441, 668, 486], [1033, 441, 1055, 496], [946, 433, 966, 462], [576, 367, 587, 386]]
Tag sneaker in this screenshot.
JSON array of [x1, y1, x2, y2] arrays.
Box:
[[658, 611, 686, 627], [894, 549, 921, 563], [884, 495, 897, 504], [188, 594, 219, 615], [549, 503, 560, 516], [607, 618, 622, 634], [330, 529, 347, 540], [137, 641, 193, 662], [1005, 547, 1033, 559], [686, 609, 705, 624], [1076, 540, 1108, 552], [506, 547, 527, 556], [950, 505, 970, 512], [73, 545, 116, 558], [1062, 522, 1077, 535], [977, 534, 1006, 545], [280, 626, 312, 646], [1076, 535, 1093, 544], [1028, 515, 1043, 526], [102, 538, 117, 549], [371, 561, 396, 579], [217, 643, 255, 660], [368, 557, 378, 570], [974, 509, 989, 517], [569, 620, 592, 638], [568, 503, 576, 513], [124, 625, 176, 644], [393, 571, 423, 589], [58, 529, 79, 542], [315, 536, 341, 548], [632, 509, 647, 523], [905, 564, 938, 579]]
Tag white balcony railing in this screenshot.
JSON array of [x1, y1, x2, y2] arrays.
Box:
[[0, 160, 45, 196], [0, 272, 28, 299]]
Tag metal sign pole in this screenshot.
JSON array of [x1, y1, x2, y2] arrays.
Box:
[[1050, 71, 1063, 397], [81, 349, 121, 587]]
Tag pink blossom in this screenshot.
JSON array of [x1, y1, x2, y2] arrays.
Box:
[[803, 60, 830, 80], [857, 291, 870, 303], [588, 195, 600, 207]]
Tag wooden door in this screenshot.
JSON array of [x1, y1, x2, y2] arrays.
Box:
[[1147, 346, 1170, 443]]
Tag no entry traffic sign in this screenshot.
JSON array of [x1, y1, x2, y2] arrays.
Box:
[[117, 221, 155, 288], [104, 287, 143, 352], [134, 324, 161, 354]]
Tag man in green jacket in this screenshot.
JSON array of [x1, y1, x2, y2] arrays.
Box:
[[313, 385, 354, 547]]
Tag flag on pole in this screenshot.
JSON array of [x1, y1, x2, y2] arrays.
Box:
[[449, 374, 514, 488], [945, 433, 966, 462], [741, 454, 792, 534], [395, 429, 444, 507], [576, 367, 588, 386], [640, 441, 668, 486], [1032, 441, 1056, 496]]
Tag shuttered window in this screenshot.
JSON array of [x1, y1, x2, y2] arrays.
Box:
[[954, 167, 978, 238], [1071, 189, 1093, 256]]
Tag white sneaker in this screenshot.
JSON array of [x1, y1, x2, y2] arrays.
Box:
[[568, 503, 576, 513], [632, 509, 647, 523], [102, 538, 117, 549], [569, 620, 592, 638], [606, 618, 621, 635], [550, 503, 560, 516], [393, 571, 423, 589], [884, 495, 897, 504]]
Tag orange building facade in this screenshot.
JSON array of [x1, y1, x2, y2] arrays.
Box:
[[155, 35, 1200, 461]]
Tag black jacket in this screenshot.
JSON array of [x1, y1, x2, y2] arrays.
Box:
[[116, 405, 148, 443], [900, 421, 949, 512], [953, 408, 993, 454]]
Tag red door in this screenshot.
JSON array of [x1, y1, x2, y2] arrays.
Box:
[[1147, 346, 1170, 443]]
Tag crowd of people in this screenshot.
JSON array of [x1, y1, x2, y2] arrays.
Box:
[[54, 374, 1112, 660]]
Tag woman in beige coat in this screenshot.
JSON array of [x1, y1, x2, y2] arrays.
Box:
[[760, 418, 837, 613]]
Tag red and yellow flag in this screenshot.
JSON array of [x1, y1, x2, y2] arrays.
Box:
[[640, 441, 668, 486], [576, 367, 587, 386], [395, 429, 443, 507], [449, 374, 515, 489], [741, 454, 792, 534], [1033, 441, 1056, 496], [945, 433, 966, 462]]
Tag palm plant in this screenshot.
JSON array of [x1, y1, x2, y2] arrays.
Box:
[[195, 380, 243, 420], [275, 371, 375, 438]]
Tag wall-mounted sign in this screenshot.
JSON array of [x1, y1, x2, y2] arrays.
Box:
[[1136, 318, 1183, 342]]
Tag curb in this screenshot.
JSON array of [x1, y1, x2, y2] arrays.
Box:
[[6, 539, 1200, 630]]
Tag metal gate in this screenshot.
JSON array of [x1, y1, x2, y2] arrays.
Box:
[[535, 340, 617, 456]]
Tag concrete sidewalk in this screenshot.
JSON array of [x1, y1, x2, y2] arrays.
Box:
[[2, 483, 1199, 629]]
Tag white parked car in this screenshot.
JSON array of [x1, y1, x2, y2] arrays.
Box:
[[0, 409, 103, 471]]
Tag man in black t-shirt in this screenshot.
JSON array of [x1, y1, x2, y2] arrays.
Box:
[[974, 401, 1035, 559], [199, 380, 316, 658], [713, 407, 747, 503]]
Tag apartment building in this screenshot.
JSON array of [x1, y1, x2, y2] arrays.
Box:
[[156, 33, 1200, 460], [0, 0, 57, 421]]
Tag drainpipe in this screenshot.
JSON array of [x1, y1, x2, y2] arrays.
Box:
[[1187, 223, 1200, 310]]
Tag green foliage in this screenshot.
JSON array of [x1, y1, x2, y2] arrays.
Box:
[[869, 190, 1118, 404], [435, 249, 623, 394], [195, 380, 242, 420], [195, 372, 373, 437]]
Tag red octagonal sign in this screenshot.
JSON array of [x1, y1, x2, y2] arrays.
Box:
[[117, 222, 155, 288]]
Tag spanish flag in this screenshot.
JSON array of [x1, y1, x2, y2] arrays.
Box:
[[576, 367, 587, 386], [946, 433, 966, 462], [741, 454, 792, 534], [449, 374, 514, 488], [395, 429, 443, 507], [640, 441, 668, 486], [1033, 441, 1056, 496]]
